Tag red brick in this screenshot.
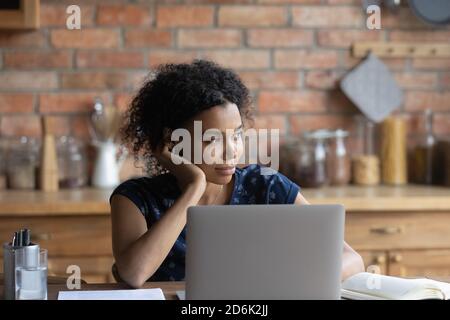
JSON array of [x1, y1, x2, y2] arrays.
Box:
[[381, 8, 428, 29], [61, 72, 129, 90], [394, 73, 437, 90], [274, 50, 338, 69], [0, 72, 57, 90], [129, 72, 150, 89], [247, 29, 313, 48], [157, 6, 214, 27], [0, 94, 35, 113], [434, 113, 450, 136], [51, 29, 119, 49], [405, 91, 450, 112], [178, 29, 242, 48], [326, 90, 359, 114], [43, 115, 72, 137], [0, 31, 45, 48], [253, 114, 287, 135], [0, 115, 42, 137], [76, 51, 145, 68], [114, 93, 134, 113], [71, 115, 92, 140], [318, 30, 382, 48], [148, 50, 200, 68], [124, 30, 173, 48], [238, 71, 300, 90], [97, 5, 151, 26], [39, 93, 111, 114], [341, 51, 406, 71], [389, 31, 450, 42], [258, 0, 320, 3], [258, 91, 327, 113], [441, 73, 450, 88], [289, 114, 354, 135], [326, 0, 359, 3], [218, 6, 287, 27], [292, 6, 363, 27], [4, 51, 72, 69], [40, 4, 94, 27], [413, 58, 450, 70], [202, 50, 270, 69], [305, 70, 340, 90]]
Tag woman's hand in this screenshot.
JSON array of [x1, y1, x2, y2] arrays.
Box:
[[153, 143, 207, 193]]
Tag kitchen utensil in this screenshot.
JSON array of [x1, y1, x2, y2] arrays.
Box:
[[39, 117, 59, 192], [91, 140, 128, 188], [90, 98, 121, 142], [340, 53, 404, 123], [381, 116, 408, 185], [409, 0, 450, 26]]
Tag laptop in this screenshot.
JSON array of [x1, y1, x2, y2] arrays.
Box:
[[185, 204, 345, 300]]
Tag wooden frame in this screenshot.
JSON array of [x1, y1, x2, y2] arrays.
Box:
[[0, 0, 40, 30]]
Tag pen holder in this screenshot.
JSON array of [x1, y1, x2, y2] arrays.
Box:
[[3, 242, 19, 300], [15, 245, 48, 300]]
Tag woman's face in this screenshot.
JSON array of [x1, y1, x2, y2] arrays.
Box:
[[182, 102, 244, 185]]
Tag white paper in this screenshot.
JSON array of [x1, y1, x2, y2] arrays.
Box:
[[58, 288, 165, 300], [176, 290, 185, 300]]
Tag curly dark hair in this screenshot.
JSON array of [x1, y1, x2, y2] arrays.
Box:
[[121, 59, 253, 176]]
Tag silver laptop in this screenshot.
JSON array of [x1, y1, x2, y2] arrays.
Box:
[[185, 204, 345, 300]]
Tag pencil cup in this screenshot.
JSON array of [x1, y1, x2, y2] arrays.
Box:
[[15, 246, 48, 300], [3, 242, 18, 300]]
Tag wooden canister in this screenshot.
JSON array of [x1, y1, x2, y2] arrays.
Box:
[[380, 116, 408, 185]]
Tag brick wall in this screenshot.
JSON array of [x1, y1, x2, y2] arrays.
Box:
[[0, 0, 449, 162]]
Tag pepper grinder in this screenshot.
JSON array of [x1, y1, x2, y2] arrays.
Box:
[[40, 116, 59, 191]]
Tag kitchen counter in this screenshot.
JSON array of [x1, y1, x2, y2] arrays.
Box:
[[0, 184, 449, 216], [0, 184, 450, 281]]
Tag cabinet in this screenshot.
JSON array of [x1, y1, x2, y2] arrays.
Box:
[[302, 185, 450, 278]]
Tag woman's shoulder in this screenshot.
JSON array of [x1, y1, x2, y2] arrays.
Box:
[[109, 173, 181, 219], [235, 164, 300, 204]]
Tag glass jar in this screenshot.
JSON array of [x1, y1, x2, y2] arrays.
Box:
[[327, 130, 351, 186], [6, 137, 40, 190], [57, 136, 88, 189], [352, 115, 380, 186], [293, 130, 330, 188], [410, 109, 438, 185]]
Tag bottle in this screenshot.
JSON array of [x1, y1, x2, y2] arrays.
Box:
[[411, 109, 437, 185]]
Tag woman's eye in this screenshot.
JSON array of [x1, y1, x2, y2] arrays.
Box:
[[234, 131, 242, 140]]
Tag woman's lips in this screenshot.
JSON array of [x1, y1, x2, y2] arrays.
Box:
[[215, 166, 236, 176]]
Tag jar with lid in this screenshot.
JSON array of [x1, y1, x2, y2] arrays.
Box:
[[57, 136, 88, 189], [293, 130, 330, 188], [352, 115, 380, 186], [6, 136, 40, 190], [327, 129, 351, 186]]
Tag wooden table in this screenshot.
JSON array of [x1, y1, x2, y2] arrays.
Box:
[[0, 282, 185, 300]]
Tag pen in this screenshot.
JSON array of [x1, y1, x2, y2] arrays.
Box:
[[17, 230, 23, 247], [23, 229, 30, 246], [12, 232, 17, 246]]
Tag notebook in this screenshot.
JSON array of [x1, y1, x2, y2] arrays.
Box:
[[341, 273, 450, 300], [58, 288, 165, 300]]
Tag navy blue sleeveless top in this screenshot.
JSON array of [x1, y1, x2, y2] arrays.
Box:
[[110, 164, 300, 281]]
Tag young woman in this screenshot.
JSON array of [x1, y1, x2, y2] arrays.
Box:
[[110, 60, 364, 288]]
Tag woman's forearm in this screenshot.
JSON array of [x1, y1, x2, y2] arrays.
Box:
[[116, 182, 205, 288]]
